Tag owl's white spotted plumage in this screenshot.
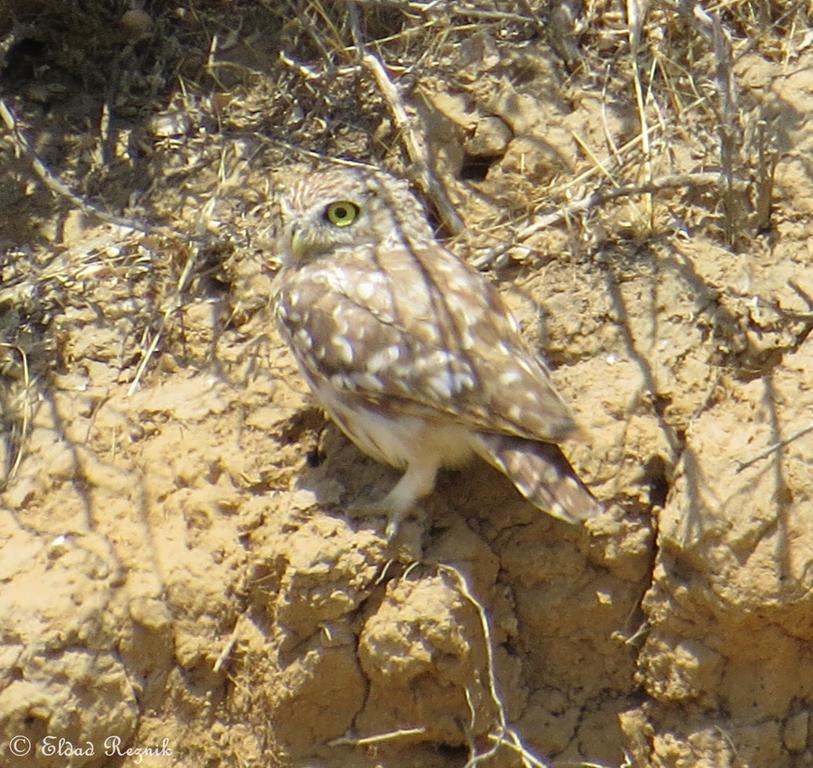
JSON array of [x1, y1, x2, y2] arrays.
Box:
[[273, 165, 600, 537]]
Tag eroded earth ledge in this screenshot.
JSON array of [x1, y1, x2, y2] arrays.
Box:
[[2, 3, 812, 766]]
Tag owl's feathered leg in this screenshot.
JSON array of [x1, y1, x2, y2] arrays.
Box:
[[346, 458, 438, 540], [470, 432, 601, 523]]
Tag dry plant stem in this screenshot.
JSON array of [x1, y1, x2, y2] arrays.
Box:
[[328, 727, 427, 746], [691, 5, 740, 246], [571, 131, 620, 188], [711, 17, 739, 247], [347, 3, 464, 235], [485, 733, 551, 768], [0, 344, 31, 486], [755, 118, 777, 232], [349, 0, 534, 22], [0, 98, 191, 243], [213, 617, 245, 673], [127, 240, 204, 396], [627, 0, 654, 230], [438, 564, 552, 768], [473, 172, 748, 270], [734, 422, 813, 473]]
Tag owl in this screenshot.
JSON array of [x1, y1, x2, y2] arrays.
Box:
[[273, 165, 601, 538]]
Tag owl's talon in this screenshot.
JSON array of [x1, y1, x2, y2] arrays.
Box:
[[384, 513, 404, 542]]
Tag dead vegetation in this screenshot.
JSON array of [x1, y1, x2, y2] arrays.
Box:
[[2, 1, 813, 767]]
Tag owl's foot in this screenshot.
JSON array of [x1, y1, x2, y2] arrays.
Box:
[[346, 494, 414, 541], [348, 460, 439, 541]]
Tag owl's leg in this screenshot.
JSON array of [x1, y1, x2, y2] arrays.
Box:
[[348, 457, 438, 540], [380, 459, 439, 539]]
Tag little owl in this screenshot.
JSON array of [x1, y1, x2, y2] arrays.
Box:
[[273, 165, 600, 538]]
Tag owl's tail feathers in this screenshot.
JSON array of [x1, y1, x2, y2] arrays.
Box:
[[470, 432, 602, 523]]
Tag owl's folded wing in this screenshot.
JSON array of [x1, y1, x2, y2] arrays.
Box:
[[277, 247, 579, 445]]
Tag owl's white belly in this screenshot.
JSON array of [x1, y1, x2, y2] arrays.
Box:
[[314, 381, 474, 471]]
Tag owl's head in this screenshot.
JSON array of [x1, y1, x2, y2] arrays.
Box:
[[275, 165, 434, 265]]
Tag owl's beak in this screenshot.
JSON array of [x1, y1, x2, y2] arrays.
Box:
[[289, 225, 307, 261]]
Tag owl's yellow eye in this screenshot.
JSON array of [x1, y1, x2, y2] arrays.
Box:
[[325, 201, 360, 227]]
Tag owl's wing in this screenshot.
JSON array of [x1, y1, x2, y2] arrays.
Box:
[[277, 240, 578, 444]]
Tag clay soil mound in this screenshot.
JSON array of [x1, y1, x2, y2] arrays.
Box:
[[1, 2, 812, 766]]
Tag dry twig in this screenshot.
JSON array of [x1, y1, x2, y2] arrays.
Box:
[[127, 237, 207, 396], [347, 2, 464, 235], [328, 727, 427, 746], [213, 616, 246, 673], [734, 422, 813, 474], [690, 5, 742, 246], [0, 98, 192, 243], [472, 172, 748, 270], [0, 344, 31, 486], [438, 563, 551, 768], [627, 0, 655, 230], [348, 0, 535, 23]]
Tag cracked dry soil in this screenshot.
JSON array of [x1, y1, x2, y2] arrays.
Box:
[[1, 5, 813, 767]]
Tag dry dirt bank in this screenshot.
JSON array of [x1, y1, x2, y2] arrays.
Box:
[[1, 3, 812, 767]]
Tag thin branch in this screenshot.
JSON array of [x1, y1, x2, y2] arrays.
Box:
[[690, 4, 741, 246], [126, 233, 207, 395], [627, 0, 654, 230], [213, 616, 245, 673], [734, 422, 813, 474], [328, 727, 426, 746], [347, 2, 464, 235], [0, 97, 195, 243], [439, 563, 552, 768], [347, 0, 534, 23]]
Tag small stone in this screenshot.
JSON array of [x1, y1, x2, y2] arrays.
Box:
[[47, 534, 72, 559], [120, 9, 154, 37]]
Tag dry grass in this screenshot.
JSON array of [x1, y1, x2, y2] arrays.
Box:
[[2, 1, 812, 763]]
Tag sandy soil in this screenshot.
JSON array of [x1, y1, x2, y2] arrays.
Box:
[[1, 3, 812, 767]]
